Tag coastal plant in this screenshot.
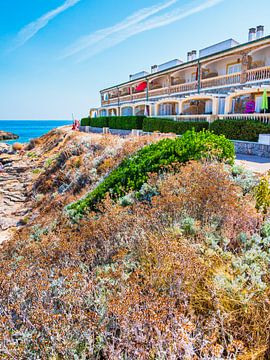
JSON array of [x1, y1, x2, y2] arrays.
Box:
[[67, 130, 234, 216], [254, 174, 270, 213], [230, 164, 259, 194], [0, 158, 269, 358]]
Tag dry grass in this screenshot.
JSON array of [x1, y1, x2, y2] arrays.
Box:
[[0, 130, 269, 359]]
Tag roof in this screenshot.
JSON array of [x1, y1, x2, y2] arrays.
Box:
[[100, 34, 270, 93]]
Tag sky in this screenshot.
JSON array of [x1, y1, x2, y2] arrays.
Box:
[[0, 0, 269, 120]]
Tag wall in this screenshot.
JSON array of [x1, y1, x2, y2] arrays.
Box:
[[233, 140, 270, 157]]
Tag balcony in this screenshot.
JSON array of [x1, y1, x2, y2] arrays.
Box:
[[149, 87, 168, 97], [246, 66, 270, 82], [119, 94, 132, 103], [201, 72, 241, 89], [132, 91, 147, 100], [170, 81, 197, 94]]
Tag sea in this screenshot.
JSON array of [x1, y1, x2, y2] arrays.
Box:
[[0, 120, 73, 144]]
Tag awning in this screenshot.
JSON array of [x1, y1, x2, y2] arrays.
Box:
[[135, 81, 147, 92]]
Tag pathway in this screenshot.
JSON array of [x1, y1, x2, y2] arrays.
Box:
[[235, 154, 270, 174]]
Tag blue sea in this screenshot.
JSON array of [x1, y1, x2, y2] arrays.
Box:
[[0, 120, 72, 144]]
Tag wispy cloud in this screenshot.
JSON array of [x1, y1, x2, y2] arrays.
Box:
[[12, 0, 80, 50], [62, 0, 178, 58], [63, 0, 224, 62]]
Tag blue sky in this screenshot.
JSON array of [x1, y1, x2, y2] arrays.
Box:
[[0, 0, 269, 120]]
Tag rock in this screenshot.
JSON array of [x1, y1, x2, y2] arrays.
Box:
[[0, 130, 19, 141], [0, 143, 12, 154], [0, 152, 32, 241]]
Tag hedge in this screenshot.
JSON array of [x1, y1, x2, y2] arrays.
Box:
[[108, 116, 144, 130], [142, 117, 209, 134], [67, 130, 234, 217], [80, 116, 270, 142], [80, 117, 90, 126], [90, 116, 109, 128], [210, 119, 270, 142]]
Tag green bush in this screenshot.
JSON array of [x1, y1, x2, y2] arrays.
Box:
[[90, 117, 109, 128], [108, 116, 144, 130], [67, 130, 234, 217], [143, 117, 209, 134], [80, 117, 90, 126], [211, 119, 270, 141]]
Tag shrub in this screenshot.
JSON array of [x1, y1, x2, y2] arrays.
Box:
[[108, 116, 144, 130], [254, 175, 270, 214], [86, 116, 145, 129], [143, 117, 209, 134], [67, 130, 235, 216], [90, 116, 109, 128], [211, 119, 270, 141], [12, 142, 23, 151], [80, 117, 90, 126]]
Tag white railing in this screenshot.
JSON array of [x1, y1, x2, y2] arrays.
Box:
[[148, 88, 168, 97], [132, 92, 147, 100], [119, 95, 131, 103], [246, 66, 270, 82], [170, 81, 197, 94], [219, 113, 270, 125], [155, 114, 211, 122], [201, 72, 241, 89]]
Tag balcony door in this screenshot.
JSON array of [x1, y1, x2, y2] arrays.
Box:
[[227, 63, 242, 75], [159, 103, 177, 116]]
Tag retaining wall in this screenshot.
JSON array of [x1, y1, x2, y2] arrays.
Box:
[[232, 140, 270, 158]]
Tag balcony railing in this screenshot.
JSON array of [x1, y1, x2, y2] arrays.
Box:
[[132, 92, 147, 100], [170, 81, 197, 94], [155, 114, 211, 122], [201, 72, 241, 89], [101, 65, 270, 106], [148, 88, 169, 97], [246, 66, 270, 82], [119, 94, 132, 103], [219, 113, 270, 125]]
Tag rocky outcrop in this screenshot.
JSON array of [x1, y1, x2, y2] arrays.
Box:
[[0, 153, 32, 243], [0, 130, 19, 141]]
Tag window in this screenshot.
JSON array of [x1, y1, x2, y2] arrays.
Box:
[[227, 63, 242, 74]]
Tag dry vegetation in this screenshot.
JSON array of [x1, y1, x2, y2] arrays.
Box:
[[0, 128, 269, 359]]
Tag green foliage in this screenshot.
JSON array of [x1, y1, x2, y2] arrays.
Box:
[[80, 117, 90, 126], [231, 164, 259, 194], [211, 119, 270, 141], [67, 130, 235, 217], [143, 117, 209, 134], [254, 175, 270, 214], [90, 116, 109, 128], [108, 116, 144, 130], [83, 116, 145, 129]]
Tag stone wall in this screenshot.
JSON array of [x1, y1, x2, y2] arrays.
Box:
[[79, 126, 131, 136], [233, 140, 270, 158]]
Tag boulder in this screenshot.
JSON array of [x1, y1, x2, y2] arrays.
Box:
[[0, 130, 19, 141]]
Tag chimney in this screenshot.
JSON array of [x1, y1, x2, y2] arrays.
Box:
[[187, 52, 191, 62], [191, 50, 197, 61], [256, 25, 264, 39], [151, 65, 158, 73], [248, 28, 256, 42]]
